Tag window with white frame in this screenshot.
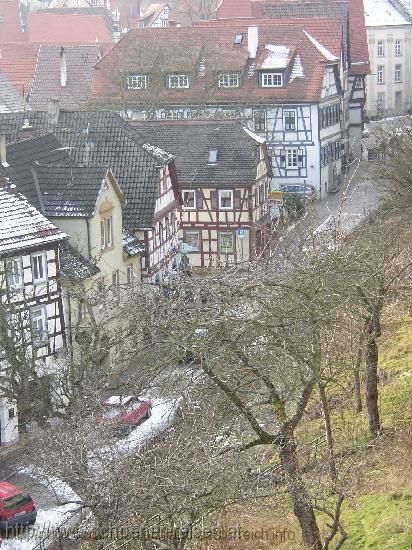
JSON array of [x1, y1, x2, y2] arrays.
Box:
[[217, 73, 240, 88], [112, 269, 120, 288], [100, 217, 113, 250], [219, 190, 233, 209], [127, 74, 148, 90], [6, 257, 23, 290], [30, 305, 48, 347], [182, 190, 196, 209], [285, 148, 304, 168], [377, 41, 384, 56], [219, 231, 235, 254], [377, 65, 384, 84], [31, 252, 47, 284], [167, 74, 190, 89], [394, 64, 402, 82], [395, 40, 402, 56], [262, 72, 283, 87], [283, 110, 296, 131]]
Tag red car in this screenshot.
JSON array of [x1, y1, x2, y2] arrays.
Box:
[[101, 396, 152, 435], [0, 481, 36, 531]]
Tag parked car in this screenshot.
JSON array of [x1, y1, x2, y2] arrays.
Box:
[[280, 184, 317, 201], [101, 395, 153, 436], [0, 482, 36, 531]]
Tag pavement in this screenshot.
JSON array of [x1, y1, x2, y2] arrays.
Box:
[[314, 159, 381, 233]]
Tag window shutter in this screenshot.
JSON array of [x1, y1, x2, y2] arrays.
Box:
[[280, 152, 286, 167], [234, 190, 241, 209], [211, 191, 217, 209], [197, 190, 203, 210], [298, 150, 304, 168]]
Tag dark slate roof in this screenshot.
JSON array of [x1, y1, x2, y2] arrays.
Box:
[[34, 164, 108, 217], [29, 45, 102, 111], [59, 240, 100, 280], [0, 186, 66, 254], [0, 133, 72, 209], [0, 111, 165, 229], [130, 119, 262, 187], [0, 72, 29, 113], [122, 226, 144, 256]]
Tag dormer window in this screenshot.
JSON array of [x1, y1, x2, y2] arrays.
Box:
[[261, 72, 283, 88], [127, 74, 148, 90], [234, 33, 243, 45], [217, 73, 240, 88], [208, 149, 218, 164], [167, 74, 190, 89]]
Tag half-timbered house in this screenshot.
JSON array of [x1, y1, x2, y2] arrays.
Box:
[[91, 22, 345, 196], [0, 183, 67, 445], [132, 119, 272, 268]]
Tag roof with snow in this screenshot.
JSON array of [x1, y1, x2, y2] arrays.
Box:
[[59, 240, 100, 280], [364, 0, 410, 26], [130, 119, 269, 187], [122, 227, 145, 256], [0, 186, 66, 255]]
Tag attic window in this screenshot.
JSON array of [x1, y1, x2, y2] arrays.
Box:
[[234, 33, 243, 45], [167, 74, 190, 89], [127, 74, 148, 90], [208, 149, 218, 164], [217, 73, 240, 88], [261, 72, 283, 88]]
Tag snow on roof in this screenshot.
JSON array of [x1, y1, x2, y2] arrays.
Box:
[[243, 126, 266, 144], [261, 44, 290, 69], [304, 30, 339, 62], [0, 187, 67, 254], [364, 0, 410, 26], [290, 54, 305, 82], [103, 395, 134, 406], [142, 142, 174, 164]]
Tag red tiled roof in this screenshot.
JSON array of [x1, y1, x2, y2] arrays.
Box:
[[216, 0, 254, 19], [347, 0, 370, 74], [196, 17, 343, 59], [0, 43, 39, 95], [91, 23, 341, 105], [28, 13, 112, 43], [0, 0, 25, 42]]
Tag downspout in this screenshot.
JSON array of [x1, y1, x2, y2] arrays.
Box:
[[86, 218, 91, 259]]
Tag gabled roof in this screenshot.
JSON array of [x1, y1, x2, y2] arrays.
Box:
[[92, 23, 341, 105], [0, 43, 39, 96], [122, 226, 144, 256], [0, 0, 25, 42], [59, 240, 100, 280], [0, 133, 71, 209], [0, 186, 66, 255], [34, 164, 109, 218], [28, 12, 112, 43], [29, 45, 102, 110], [364, 0, 410, 25], [0, 111, 174, 229], [130, 119, 266, 187], [0, 72, 29, 113]]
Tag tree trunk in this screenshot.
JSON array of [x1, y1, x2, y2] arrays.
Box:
[[278, 432, 323, 550], [318, 382, 337, 486], [365, 319, 380, 437], [353, 334, 363, 413]]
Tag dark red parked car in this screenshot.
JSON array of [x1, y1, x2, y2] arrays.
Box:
[[101, 395, 152, 435], [0, 481, 36, 531]]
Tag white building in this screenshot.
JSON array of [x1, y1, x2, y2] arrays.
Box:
[[364, 0, 412, 117]]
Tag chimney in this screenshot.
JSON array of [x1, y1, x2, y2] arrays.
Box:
[[47, 98, 60, 126], [60, 46, 67, 87], [0, 134, 7, 167], [136, 0, 142, 17], [248, 26, 258, 60]]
